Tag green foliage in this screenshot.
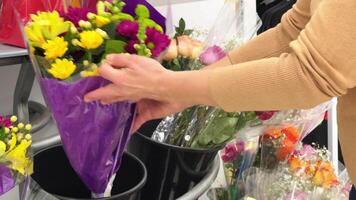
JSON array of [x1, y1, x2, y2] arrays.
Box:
[[105, 40, 126, 54], [174, 18, 194, 38]]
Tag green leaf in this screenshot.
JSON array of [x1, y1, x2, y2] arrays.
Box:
[[105, 40, 127, 55], [0, 128, 6, 141], [179, 18, 186, 31], [101, 22, 117, 39]]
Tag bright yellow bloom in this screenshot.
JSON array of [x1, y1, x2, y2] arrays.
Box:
[[25, 11, 70, 48], [17, 123, 24, 129], [7, 133, 17, 152], [42, 37, 68, 60], [5, 139, 33, 175], [25, 134, 32, 141], [94, 15, 111, 27], [10, 116, 17, 123], [78, 31, 104, 49], [12, 127, 19, 133], [25, 124, 32, 131], [48, 59, 76, 80], [0, 141, 6, 157]]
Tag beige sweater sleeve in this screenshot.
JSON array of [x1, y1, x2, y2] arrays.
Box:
[[208, 0, 356, 112], [228, 0, 311, 64]]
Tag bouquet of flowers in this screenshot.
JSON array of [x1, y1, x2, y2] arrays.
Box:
[[0, 115, 33, 195], [23, 0, 168, 197], [152, 0, 263, 149], [243, 144, 351, 200]]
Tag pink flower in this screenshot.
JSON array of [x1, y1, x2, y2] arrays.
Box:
[[284, 191, 308, 200], [0, 116, 11, 128], [199, 45, 226, 65], [125, 40, 139, 54], [256, 111, 276, 120], [124, 28, 170, 57], [221, 142, 243, 162], [145, 28, 170, 57], [61, 7, 95, 27], [116, 20, 139, 39]]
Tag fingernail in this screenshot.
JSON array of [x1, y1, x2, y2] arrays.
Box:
[[106, 54, 114, 61]]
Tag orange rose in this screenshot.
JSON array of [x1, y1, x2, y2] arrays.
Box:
[[177, 35, 193, 57], [276, 139, 296, 161], [282, 126, 300, 144], [162, 39, 178, 61]]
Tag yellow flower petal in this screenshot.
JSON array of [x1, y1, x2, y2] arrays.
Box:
[[5, 140, 32, 175], [48, 59, 76, 80], [42, 37, 68, 60], [0, 141, 6, 157], [77, 31, 104, 49]]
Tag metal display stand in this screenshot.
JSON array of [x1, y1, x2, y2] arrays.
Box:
[[0, 43, 51, 132]]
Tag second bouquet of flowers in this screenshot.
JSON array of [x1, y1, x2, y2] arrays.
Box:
[[23, 0, 168, 197]]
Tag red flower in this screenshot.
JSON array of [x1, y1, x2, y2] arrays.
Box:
[[221, 143, 239, 162], [276, 139, 296, 161], [281, 126, 300, 144], [256, 111, 276, 120]]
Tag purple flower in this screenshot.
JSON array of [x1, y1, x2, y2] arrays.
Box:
[[0, 116, 11, 128], [145, 28, 170, 57], [256, 111, 276, 121], [125, 40, 138, 54], [116, 20, 139, 39], [221, 143, 239, 162], [199, 45, 226, 65], [61, 7, 94, 27]]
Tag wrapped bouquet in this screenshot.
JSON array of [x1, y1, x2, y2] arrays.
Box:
[[0, 115, 32, 196], [244, 144, 351, 200], [23, 0, 168, 197], [152, 0, 263, 149]]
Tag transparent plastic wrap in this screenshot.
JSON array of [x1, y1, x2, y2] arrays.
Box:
[[152, 0, 262, 149], [0, 115, 33, 196], [19, 0, 168, 197]]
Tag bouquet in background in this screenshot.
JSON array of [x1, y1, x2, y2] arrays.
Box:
[[244, 144, 351, 200], [23, 0, 168, 197], [0, 115, 33, 195], [218, 137, 259, 200], [152, 0, 263, 149]]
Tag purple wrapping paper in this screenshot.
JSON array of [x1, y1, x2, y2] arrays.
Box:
[[0, 165, 15, 195], [40, 77, 136, 193]]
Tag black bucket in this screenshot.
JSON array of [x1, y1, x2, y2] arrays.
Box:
[[29, 145, 147, 200], [128, 120, 220, 200]]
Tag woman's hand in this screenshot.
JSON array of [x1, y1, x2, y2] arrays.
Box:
[[84, 53, 217, 132], [85, 54, 172, 103]]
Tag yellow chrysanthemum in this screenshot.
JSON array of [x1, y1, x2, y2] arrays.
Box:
[[7, 133, 17, 152], [80, 70, 99, 77], [42, 37, 68, 60], [5, 140, 33, 175], [25, 11, 71, 48], [94, 15, 111, 27], [48, 59, 76, 80], [77, 31, 104, 49]]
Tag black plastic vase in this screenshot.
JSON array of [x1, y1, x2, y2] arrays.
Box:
[[29, 145, 147, 200], [127, 120, 220, 200]]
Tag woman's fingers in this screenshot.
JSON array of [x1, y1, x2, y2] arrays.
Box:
[[84, 83, 119, 103]]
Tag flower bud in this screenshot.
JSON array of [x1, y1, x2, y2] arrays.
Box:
[[83, 60, 90, 66], [70, 26, 78, 34], [17, 123, 24, 129], [25, 134, 32, 141], [25, 124, 32, 131], [87, 13, 96, 20], [4, 128, 10, 134], [10, 116, 17, 123], [12, 127, 19, 133]]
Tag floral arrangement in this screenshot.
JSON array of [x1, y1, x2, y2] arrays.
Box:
[[0, 115, 32, 195], [261, 144, 351, 200], [25, 0, 169, 81], [259, 125, 301, 169], [24, 0, 167, 197]]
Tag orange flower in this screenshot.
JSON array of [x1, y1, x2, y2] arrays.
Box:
[[276, 139, 296, 161], [264, 127, 283, 139], [288, 156, 304, 173], [282, 126, 300, 144], [312, 161, 339, 188]]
